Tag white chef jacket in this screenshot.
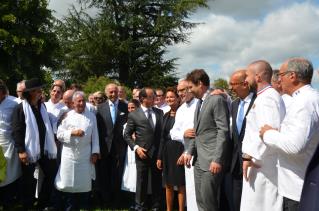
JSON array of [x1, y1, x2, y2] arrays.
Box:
[[0, 96, 21, 187], [169, 97, 198, 211], [45, 99, 65, 133], [170, 98, 198, 145], [263, 85, 319, 201], [241, 86, 286, 211], [55, 109, 100, 193]]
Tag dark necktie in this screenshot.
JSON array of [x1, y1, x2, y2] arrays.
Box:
[[147, 108, 155, 129], [195, 99, 203, 121]]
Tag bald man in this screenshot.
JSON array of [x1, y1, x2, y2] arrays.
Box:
[[95, 83, 128, 206], [240, 61, 286, 211], [227, 69, 256, 211]]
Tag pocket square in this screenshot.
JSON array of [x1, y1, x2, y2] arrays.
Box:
[[120, 112, 125, 115]]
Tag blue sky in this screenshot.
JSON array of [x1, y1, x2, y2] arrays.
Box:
[[49, 0, 319, 88]]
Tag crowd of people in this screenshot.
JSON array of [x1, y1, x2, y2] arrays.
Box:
[[0, 57, 319, 211]]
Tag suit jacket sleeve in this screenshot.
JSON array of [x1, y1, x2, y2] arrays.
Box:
[[212, 96, 230, 164], [124, 112, 136, 150], [12, 103, 26, 153]]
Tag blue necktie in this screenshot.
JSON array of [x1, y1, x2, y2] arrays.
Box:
[[236, 100, 245, 133], [110, 103, 116, 124]]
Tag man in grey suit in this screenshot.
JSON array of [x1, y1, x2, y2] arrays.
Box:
[[96, 83, 128, 206], [124, 88, 163, 211], [185, 69, 231, 211]]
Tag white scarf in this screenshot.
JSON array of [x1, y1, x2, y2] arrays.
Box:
[[22, 100, 57, 163]]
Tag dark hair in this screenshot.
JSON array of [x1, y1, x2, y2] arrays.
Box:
[[128, 99, 140, 108], [165, 86, 179, 98], [139, 87, 155, 103], [0, 80, 7, 95], [186, 69, 210, 86]]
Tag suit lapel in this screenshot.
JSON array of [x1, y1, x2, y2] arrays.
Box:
[[195, 97, 209, 131], [137, 108, 154, 130], [238, 93, 257, 136], [233, 99, 240, 136]]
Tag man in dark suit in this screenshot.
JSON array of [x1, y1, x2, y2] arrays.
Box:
[[299, 144, 319, 211], [96, 83, 128, 206], [124, 88, 163, 211], [228, 69, 256, 211], [185, 69, 230, 211]]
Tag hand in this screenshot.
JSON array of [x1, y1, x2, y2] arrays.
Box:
[[184, 153, 192, 168], [209, 161, 222, 174], [184, 129, 195, 139], [243, 160, 261, 181], [210, 89, 227, 99], [177, 154, 185, 165], [90, 153, 98, 164], [156, 159, 163, 170], [136, 147, 147, 159], [259, 124, 276, 140], [71, 129, 85, 137], [19, 152, 29, 165]]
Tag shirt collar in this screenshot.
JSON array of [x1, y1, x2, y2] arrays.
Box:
[[242, 92, 254, 103], [141, 105, 152, 112], [292, 84, 311, 97], [109, 99, 119, 107], [186, 97, 196, 107]]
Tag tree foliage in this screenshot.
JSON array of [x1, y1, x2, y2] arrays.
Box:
[[0, 0, 60, 93], [213, 78, 229, 90], [54, 0, 207, 88]]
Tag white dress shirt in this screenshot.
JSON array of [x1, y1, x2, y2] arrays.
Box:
[[263, 85, 319, 201], [236, 92, 254, 128], [45, 99, 65, 133], [155, 103, 170, 114]]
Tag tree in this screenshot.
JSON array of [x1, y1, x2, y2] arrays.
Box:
[[0, 0, 60, 93], [213, 78, 229, 90], [54, 0, 207, 88]]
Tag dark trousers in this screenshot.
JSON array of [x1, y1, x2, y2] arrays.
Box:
[[135, 155, 162, 210], [283, 197, 299, 211], [231, 175, 242, 211], [54, 190, 90, 211], [0, 179, 19, 208], [20, 157, 57, 209], [94, 152, 125, 206], [194, 161, 223, 211]]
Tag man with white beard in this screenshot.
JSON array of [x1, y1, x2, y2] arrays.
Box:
[[170, 79, 198, 211], [55, 91, 100, 210]]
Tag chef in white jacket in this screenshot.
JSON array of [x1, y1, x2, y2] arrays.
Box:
[[0, 82, 21, 209], [240, 60, 286, 211], [170, 79, 199, 211], [55, 91, 100, 210], [260, 58, 319, 210]]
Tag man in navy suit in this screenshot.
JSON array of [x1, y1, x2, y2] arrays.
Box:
[[96, 83, 128, 206], [228, 69, 256, 211], [124, 88, 163, 211]]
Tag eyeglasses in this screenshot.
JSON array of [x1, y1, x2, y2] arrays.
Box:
[[277, 71, 294, 77], [177, 88, 188, 93], [229, 81, 245, 86]]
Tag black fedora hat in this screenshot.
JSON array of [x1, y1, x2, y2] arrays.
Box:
[[24, 78, 45, 92]]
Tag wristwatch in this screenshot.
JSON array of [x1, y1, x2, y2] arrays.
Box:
[[242, 153, 252, 161]]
